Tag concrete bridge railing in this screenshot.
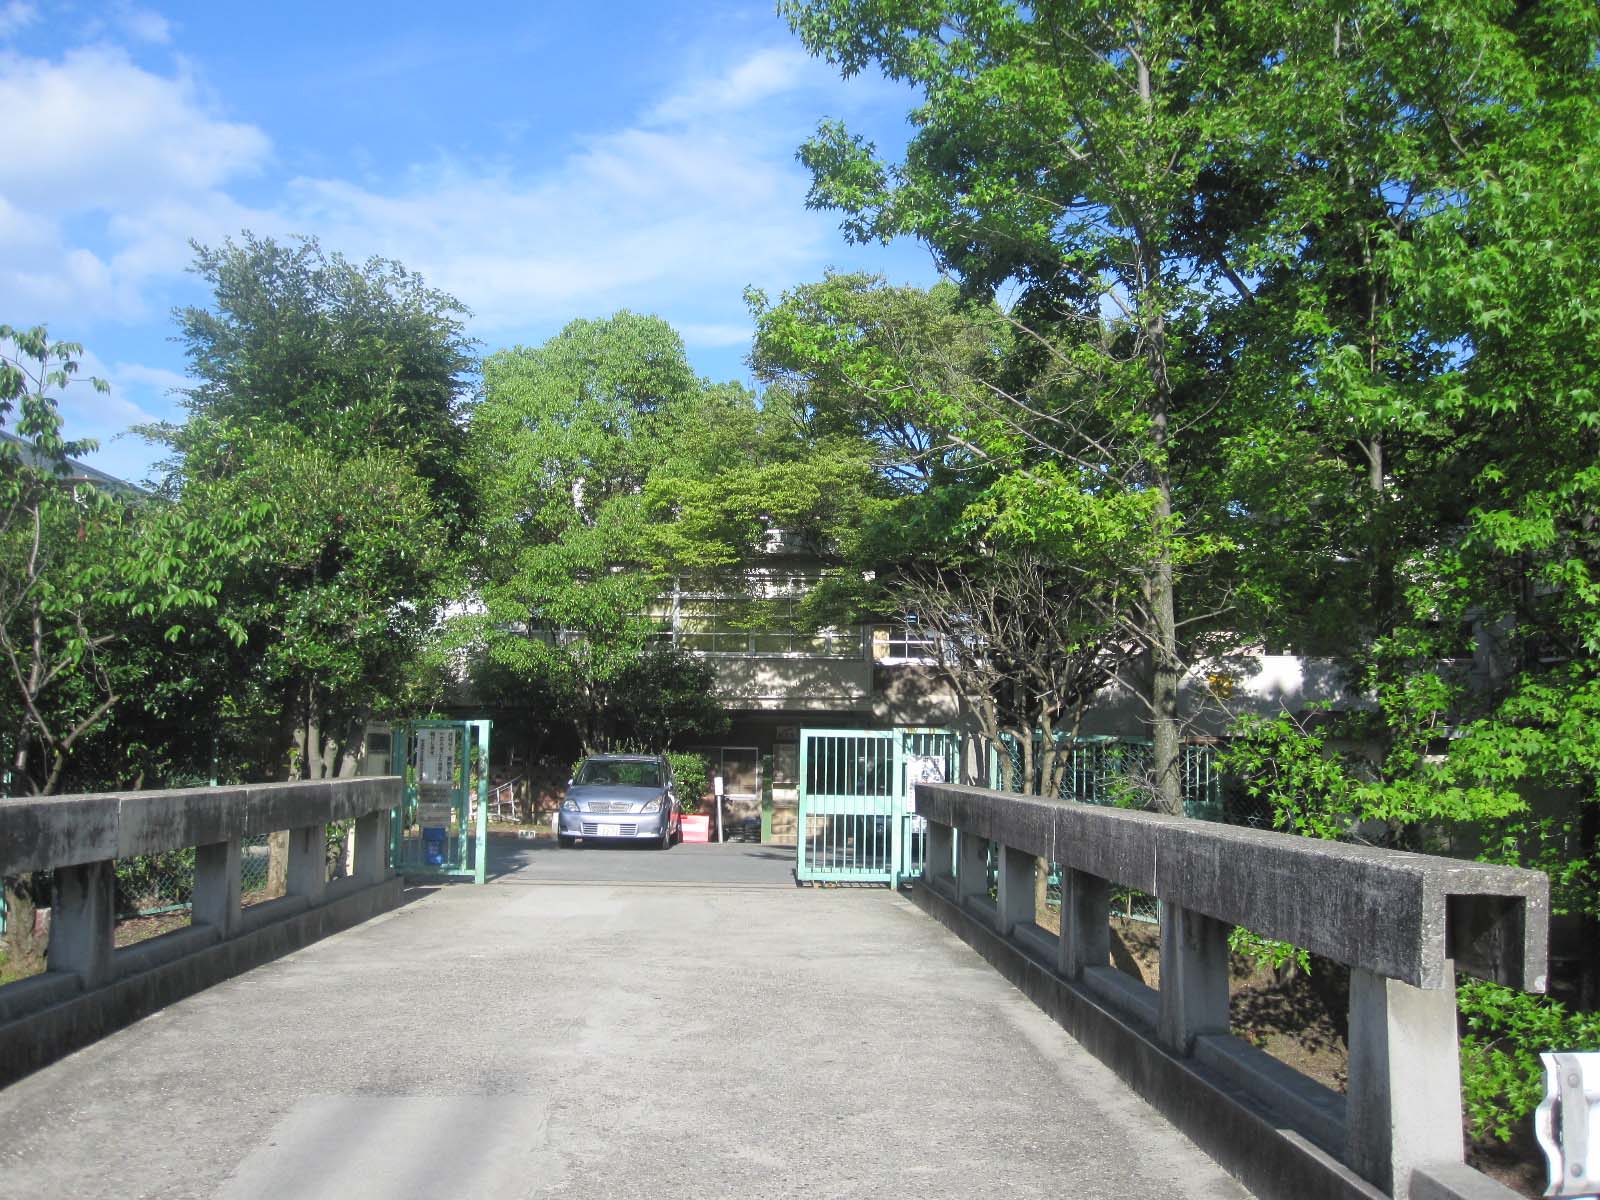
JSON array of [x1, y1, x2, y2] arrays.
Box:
[[0, 777, 403, 1085], [912, 781, 1549, 1200]]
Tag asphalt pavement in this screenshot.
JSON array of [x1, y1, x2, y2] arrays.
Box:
[[0, 857, 1251, 1199]]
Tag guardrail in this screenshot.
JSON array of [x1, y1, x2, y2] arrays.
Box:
[[912, 782, 1549, 1200], [0, 777, 403, 1085]]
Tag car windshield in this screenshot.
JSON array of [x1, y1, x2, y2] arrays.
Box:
[[575, 760, 661, 789]]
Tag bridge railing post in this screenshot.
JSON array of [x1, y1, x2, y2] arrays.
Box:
[[925, 819, 954, 893], [1058, 867, 1108, 979], [956, 828, 989, 908], [48, 860, 116, 988], [352, 809, 389, 886], [996, 844, 1033, 936], [1157, 903, 1232, 1055], [286, 823, 327, 903], [192, 838, 242, 938], [1346, 967, 1465, 1198]]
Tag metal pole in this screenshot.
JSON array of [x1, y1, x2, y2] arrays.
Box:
[[714, 775, 725, 843]]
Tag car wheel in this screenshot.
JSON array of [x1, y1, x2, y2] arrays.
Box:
[[658, 821, 671, 851]]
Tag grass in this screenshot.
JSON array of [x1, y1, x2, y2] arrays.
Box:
[[0, 944, 46, 986]]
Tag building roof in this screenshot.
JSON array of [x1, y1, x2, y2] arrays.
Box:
[[0, 431, 149, 498]]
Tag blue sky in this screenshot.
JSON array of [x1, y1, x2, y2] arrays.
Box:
[[1, 0, 935, 482]]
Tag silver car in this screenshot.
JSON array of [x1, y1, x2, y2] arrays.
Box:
[[557, 754, 679, 849]]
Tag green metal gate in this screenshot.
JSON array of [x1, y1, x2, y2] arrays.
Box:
[[389, 719, 491, 885], [796, 727, 958, 886]]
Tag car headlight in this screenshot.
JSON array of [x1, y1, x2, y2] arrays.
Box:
[[561, 798, 577, 811], [641, 797, 661, 813]]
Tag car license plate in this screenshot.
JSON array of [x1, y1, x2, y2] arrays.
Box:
[[597, 823, 622, 838]]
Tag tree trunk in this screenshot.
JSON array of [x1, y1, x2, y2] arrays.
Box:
[[265, 830, 290, 898], [3, 874, 39, 962], [1149, 537, 1184, 815]]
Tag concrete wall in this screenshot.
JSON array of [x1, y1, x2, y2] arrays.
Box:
[[706, 654, 873, 712]]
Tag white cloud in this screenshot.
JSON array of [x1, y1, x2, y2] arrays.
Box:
[[0, 46, 267, 209], [678, 322, 754, 349], [276, 49, 849, 335], [0, 2, 36, 39], [648, 45, 815, 125], [114, 4, 172, 45], [0, 44, 271, 321], [1, 37, 887, 391], [282, 126, 828, 337]]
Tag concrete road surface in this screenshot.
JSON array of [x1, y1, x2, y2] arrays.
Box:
[[0, 870, 1251, 1199], [487, 834, 799, 888]]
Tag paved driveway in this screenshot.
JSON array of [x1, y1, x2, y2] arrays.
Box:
[[488, 833, 798, 888], [0, 871, 1251, 1199]]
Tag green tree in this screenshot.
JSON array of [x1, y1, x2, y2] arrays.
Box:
[[467, 312, 723, 755], [1, 326, 118, 797], [168, 432, 455, 779], [166, 233, 477, 526], [781, 0, 1278, 810], [744, 275, 1156, 790], [150, 234, 475, 781], [0, 327, 230, 957]]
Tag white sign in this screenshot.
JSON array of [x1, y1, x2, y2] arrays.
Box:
[[907, 755, 946, 813], [417, 728, 458, 788]]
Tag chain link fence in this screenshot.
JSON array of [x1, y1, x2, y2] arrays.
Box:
[[115, 822, 354, 918]]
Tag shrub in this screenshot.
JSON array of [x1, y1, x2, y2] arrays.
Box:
[[1458, 978, 1600, 1143], [667, 751, 709, 814]]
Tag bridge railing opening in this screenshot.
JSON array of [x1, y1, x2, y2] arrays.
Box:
[[913, 781, 1549, 1200]]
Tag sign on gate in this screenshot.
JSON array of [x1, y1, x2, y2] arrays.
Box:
[[386, 719, 492, 885], [795, 728, 957, 887]]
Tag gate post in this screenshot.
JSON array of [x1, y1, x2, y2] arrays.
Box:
[[890, 731, 906, 889], [796, 734, 810, 880], [472, 720, 491, 886]]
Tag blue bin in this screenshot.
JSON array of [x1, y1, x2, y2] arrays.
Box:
[[422, 826, 448, 866]]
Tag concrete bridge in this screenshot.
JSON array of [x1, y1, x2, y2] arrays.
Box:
[[0, 778, 1550, 1200]]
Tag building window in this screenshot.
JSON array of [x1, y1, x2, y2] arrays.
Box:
[[880, 618, 939, 663]]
